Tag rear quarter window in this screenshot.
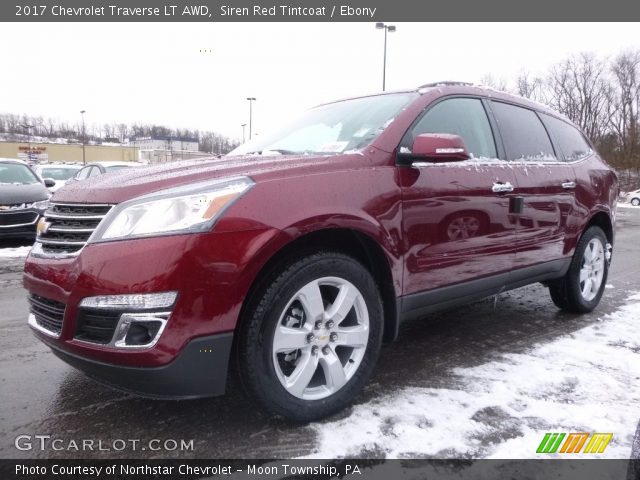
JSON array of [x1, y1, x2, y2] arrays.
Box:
[[540, 114, 592, 161], [490, 101, 556, 162]]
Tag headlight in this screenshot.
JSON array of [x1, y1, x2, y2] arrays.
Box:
[[91, 176, 254, 242], [33, 200, 49, 210]]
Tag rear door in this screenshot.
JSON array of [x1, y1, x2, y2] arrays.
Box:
[[489, 101, 577, 271], [399, 97, 518, 298]]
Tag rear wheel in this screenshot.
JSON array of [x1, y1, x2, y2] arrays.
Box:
[[548, 226, 609, 313], [237, 252, 383, 422]]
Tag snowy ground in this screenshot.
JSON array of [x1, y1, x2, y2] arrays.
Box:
[[0, 245, 31, 258], [309, 293, 640, 459]]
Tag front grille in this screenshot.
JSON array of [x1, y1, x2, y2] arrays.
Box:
[[38, 203, 113, 255], [75, 309, 121, 344], [28, 294, 66, 335], [0, 210, 38, 227]]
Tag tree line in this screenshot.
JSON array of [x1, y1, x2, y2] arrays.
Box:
[[0, 115, 239, 155], [481, 49, 640, 180]]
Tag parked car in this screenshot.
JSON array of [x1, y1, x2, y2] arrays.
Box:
[[0, 158, 53, 239], [69, 161, 138, 183], [34, 163, 81, 193], [24, 83, 618, 421], [623, 188, 640, 206]]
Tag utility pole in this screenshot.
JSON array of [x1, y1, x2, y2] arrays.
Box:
[[376, 23, 396, 91], [241, 123, 246, 143], [20, 123, 34, 163], [80, 110, 86, 165], [246, 97, 256, 140]]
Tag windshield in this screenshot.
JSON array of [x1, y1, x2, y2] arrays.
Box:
[[0, 162, 39, 185], [230, 92, 419, 156], [40, 167, 78, 180]]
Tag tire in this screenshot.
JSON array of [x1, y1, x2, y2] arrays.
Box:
[[237, 252, 383, 422], [632, 198, 640, 207], [548, 226, 609, 313]]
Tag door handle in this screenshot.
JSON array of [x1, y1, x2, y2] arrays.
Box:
[[562, 181, 576, 189], [492, 181, 514, 193]]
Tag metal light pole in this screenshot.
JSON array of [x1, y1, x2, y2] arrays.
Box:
[[241, 123, 247, 143], [20, 123, 34, 163], [80, 110, 86, 165], [246, 97, 256, 140], [375, 23, 396, 91]]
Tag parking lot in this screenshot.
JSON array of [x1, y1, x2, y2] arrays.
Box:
[[1, 206, 640, 459]]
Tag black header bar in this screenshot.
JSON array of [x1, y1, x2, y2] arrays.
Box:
[[3, 0, 640, 22]]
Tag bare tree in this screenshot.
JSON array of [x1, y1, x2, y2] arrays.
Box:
[[480, 74, 509, 92], [610, 50, 640, 171], [546, 52, 613, 142]]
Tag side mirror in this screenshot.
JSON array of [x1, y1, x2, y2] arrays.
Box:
[[410, 133, 470, 162], [44, 178, 56, 188]]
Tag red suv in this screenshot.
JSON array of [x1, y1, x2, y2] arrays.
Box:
[[24, 83, 617, 421]]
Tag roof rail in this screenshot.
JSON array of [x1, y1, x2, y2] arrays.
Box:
[[419, 81, 474, 88]]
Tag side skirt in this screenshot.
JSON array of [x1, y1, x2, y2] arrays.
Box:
[[398, 258, 571, 323]]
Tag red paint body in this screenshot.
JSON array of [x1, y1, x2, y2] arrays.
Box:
[[24, 85, 618, 377]]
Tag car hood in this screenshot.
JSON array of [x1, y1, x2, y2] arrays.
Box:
[[0, 182, 49, 205], [52, 153, 362, 204]]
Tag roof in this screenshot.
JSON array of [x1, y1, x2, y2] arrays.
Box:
[[87, 161, 140, 167], [0, 158, 28, 165], [416, 81, 570, 123]]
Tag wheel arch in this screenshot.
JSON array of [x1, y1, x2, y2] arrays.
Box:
[[586, 210, 614, 246], [236, 227, 400, 344]]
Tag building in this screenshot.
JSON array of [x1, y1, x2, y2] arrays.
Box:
[[0, 141, 137, 163], [129, 136, 199, 152]]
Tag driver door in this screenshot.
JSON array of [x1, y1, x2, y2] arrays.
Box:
[[399, 97, 519, 300]]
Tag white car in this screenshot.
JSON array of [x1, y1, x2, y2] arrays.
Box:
[[623, 189, 640, 206], [34, 164, 81, 193], [69, 161, 141, 183]]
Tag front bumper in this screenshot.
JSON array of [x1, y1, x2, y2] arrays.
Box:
[[41, 331, 233, 399], [24, 227, 283, 377]]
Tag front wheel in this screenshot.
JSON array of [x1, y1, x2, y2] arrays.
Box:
[[631, 198, 640, 207], [237, 252, 383, 422], [548, 226, 609, 313]]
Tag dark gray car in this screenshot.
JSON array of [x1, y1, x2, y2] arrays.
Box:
[[0, 159, 53, 239]]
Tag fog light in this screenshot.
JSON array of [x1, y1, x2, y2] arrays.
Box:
[[79, 292, 177, 310], [113, 312, 170, 348], [125, 321, 162, 346]]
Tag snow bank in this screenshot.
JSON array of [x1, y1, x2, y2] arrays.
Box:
[[308, 293, 640, 459]]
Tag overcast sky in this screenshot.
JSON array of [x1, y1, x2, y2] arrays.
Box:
[[1, 22, 639, 140]]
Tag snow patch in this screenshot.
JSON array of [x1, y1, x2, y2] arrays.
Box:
[[0, 246, 31, 258], [308, 293, 640, 459]]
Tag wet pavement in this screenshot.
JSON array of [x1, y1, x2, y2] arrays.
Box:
[[1, 208, 640, 459]]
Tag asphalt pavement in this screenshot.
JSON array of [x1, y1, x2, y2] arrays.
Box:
[[1, 207, 640, 459]]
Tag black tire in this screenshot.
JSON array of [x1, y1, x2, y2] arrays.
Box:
[[548, 226, 609, 313], [237, 252, 383, 422], [632, 198, 640, 207]]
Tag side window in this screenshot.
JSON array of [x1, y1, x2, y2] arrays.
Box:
[[491, 101, 556, 162], [403, 98, 497, 159], [540, 114, 592, 162], [88, 167, 100, 177], [75, 167, 90, 180]]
